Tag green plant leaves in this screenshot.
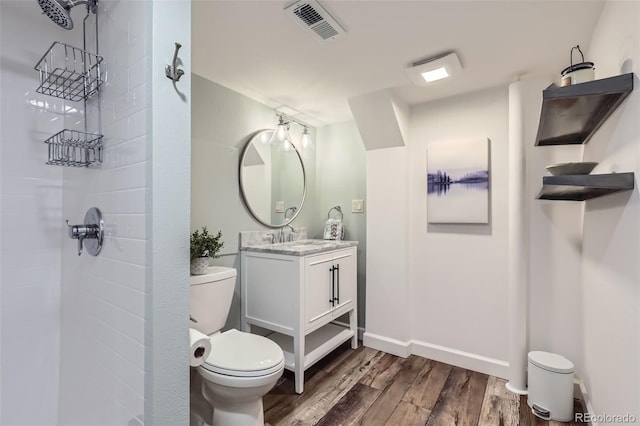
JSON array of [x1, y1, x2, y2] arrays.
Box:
[[190, 227, 224, 261]]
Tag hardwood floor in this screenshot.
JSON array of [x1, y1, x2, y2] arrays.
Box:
[[264, 343, 586, 426]]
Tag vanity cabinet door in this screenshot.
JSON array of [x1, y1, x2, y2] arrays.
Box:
[[304, 253, 335, 330], [332, 250, 355, 314]]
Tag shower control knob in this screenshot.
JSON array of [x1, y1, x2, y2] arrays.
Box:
[[66, 207, 104, 256]]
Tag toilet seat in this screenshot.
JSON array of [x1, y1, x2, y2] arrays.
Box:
[[200, 329, 284, 378]]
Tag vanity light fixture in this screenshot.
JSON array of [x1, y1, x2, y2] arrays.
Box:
[[269, 113, 314, 151], [406, 51, 462, 86]]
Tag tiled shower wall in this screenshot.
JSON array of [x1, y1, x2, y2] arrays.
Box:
[[0, 2, 79, 424], [58, 1, 151, 424]]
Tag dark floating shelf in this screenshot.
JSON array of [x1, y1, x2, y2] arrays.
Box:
[[535, 73, 634, 146], [536, 172, 635, 201]]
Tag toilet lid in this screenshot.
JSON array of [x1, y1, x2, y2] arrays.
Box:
[[201, 329, 284, 377]]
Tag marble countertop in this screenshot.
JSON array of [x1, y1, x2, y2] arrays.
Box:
[[241, 239, 358, 256]]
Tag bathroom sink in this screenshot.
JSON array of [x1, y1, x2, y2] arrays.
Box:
[[289, 243, 330, 250], [285, 240, 332, 248], [264, 241, 330, 250]]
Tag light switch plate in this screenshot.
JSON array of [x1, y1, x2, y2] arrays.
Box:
[[352, 199, 364, 213], [275, 201, 284, 213]]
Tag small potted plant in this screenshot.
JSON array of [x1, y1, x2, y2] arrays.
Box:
[[190, 227, 224, 275]]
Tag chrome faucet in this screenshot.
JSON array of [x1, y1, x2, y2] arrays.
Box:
[[280, 224, 295, 242]]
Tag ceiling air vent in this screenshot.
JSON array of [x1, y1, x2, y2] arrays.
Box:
[[285, 0, 346, 43]]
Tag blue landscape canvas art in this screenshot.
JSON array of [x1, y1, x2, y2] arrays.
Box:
[[427, 138, 490, 224]]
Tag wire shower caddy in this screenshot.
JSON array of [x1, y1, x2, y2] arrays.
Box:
[[34, 41, 104, 102], [34, 11, 104, 168]]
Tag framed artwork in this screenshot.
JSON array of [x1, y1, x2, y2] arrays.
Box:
[[427, 138, 490, 224]]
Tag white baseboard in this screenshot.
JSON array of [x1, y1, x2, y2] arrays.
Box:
[[363, 332, 411, 358], [411, 339, 509, 379], [362, 331, 508, 378], [576, 378, 597, 425]]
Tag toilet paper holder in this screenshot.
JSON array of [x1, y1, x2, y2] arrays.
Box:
[[66, 207, 104, 256]]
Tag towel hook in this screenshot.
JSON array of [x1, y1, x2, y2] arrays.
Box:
[[165, 42, 184, 82], [327, 205, 343, 220]]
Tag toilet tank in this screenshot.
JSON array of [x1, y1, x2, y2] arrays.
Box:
[[189, 267, 237, 335]]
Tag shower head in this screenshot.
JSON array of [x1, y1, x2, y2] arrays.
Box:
[[36, 0, 97, 30]]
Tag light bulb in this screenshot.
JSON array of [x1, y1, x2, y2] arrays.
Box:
[[268, 115, 289, 146], [276, 124, 288, 141], [300, 127, 314, 151]]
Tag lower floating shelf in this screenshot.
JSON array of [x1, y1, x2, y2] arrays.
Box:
[[265, 323, 354, 371], [537, 172, 635, 201]]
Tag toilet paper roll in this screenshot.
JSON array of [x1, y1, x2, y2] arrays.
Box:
[[189, 328, 211, 367]]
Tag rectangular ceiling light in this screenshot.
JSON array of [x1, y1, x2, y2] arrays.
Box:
[[421, 67, 449, 82], [406, 52, 462, 86]]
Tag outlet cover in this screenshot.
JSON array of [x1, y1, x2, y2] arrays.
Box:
[[275, 201, 284, 213], [352, 199, 364, 213]]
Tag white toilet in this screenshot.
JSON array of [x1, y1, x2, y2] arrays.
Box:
[[190, 266, 284, 426]]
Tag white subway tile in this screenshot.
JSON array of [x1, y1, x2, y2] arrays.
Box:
[[100, 236, 146, 266], [93, 258, 146, 293], [86, 293, 145, 344], [90, 275, 145, 319], [125, 214, 147, 240], [127, 108, 149, 141], [0, 248, 60, 270], [105, 135, 149, 169], [87, 314, 145, 371]]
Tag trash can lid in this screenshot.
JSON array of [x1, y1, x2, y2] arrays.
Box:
[[528, 351, 574, 374]]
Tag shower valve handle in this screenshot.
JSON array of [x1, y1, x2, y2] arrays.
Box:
[[66, 221, 99, 256], [65, 207, 104, 257]]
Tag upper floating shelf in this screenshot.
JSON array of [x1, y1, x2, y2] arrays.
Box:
[[535, 73, 634, 146]]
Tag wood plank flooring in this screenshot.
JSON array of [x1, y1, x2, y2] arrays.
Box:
[[264, 343, 586, 426]]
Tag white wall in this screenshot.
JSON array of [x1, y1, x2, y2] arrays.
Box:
[[581, 1, 640, 419], [363, 88, 511, 373], [364, 146, 412, 356], [147, 1, 191, 425], [362, 78, 611, 383], [408, 87, 510, 374], [0, 2, 77, 424]]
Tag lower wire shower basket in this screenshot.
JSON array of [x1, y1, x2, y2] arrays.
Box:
[[44, 129, 103, 167]]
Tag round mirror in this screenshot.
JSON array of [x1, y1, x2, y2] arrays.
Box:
[[239, 129, 306, 228]]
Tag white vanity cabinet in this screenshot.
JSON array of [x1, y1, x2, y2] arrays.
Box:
[[241, 245, 357, 394]]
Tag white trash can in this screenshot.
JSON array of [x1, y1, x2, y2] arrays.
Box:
[[527, 351, 574, 422]]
